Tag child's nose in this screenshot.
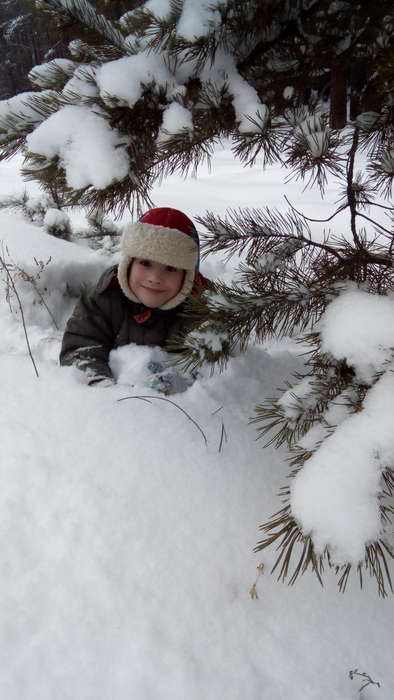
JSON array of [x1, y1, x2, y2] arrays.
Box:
[[147, 267, 162, 283]]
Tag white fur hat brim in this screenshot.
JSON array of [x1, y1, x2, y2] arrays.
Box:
[[117, 221, 199, 310]]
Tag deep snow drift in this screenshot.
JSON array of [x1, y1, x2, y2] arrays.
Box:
[[0, 150, 393, 700]]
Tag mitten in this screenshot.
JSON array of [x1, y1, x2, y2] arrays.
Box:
[[147, 360, 165, 375], [89, 377, 115, 388], [147, 369, 193, 395]]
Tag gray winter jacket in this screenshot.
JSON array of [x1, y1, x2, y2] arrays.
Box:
[[59, 266, 193, 382]]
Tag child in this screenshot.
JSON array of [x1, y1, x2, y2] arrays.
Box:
[[60, 207, 205, 390]]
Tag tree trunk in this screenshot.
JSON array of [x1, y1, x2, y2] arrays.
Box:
[[349, 61, 368, 120], [330, 63, 347, 129]]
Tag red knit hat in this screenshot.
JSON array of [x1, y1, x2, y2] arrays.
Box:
[[117, 207, 200, 310]]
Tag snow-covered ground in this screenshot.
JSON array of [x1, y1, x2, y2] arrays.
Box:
[[0, 150, 392, 700]]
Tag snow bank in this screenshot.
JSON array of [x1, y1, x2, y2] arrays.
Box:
[[0, 149, 393, 700], [0, 210, 109, 330]]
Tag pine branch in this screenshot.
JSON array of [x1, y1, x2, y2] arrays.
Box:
[[284, 114, 343, 195], [36, 0, 128, 53], [68, 37, 124, 62], [156, 128, 220, 180], [196, 206, 351, 267], [254, 504, 325, 588], [367, 147, 394, 200], [28, 59, 76, 90], [356, 103, 394, 157], [251, 320, 393, 596], [155, 82, 236, 179], [284, 195, 348, 225], [0, 90, 66, 150], [134, 0, 183, 52], [255, 502, 394, 596], [252, 366, 359, 450], [196, 206, 312, 262], [346, 128, 363, 247], [170, 276, 339, 377], [231, 111, 286, 168]]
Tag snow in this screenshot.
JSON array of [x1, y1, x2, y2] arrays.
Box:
[[176, 0, 224, 39], [278, 375, 316, 421], [28, 58, 76, 88], [14, 3, 269, 170], [288, 287, 394, 564], [132, 0, 225, 36], [200, 48, 267, 133], [26, 105, 130, 190], [157, 102, 194, 142], [320, 286, 394, 381], [96, 54, 179, 109], [62, 65, 99, 100], [95, 44, 267, 137], [139, 0, 171, 20], [24, 194, 54, 223], [0, 91, 57, 135], [292, 370, 394, 563], [0, 148, 393, 699], [43, 208, 70, 235], [296, 117, 330, 158]]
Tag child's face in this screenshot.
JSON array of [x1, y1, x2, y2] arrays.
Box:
[[128, 259, 185, 308]]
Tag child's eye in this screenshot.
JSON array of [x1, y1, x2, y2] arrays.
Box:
[[166, 265, 178, 272], [139, 259, 151, 267]]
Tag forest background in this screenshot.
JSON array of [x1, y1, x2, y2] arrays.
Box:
[[0, 0, 136, 99]]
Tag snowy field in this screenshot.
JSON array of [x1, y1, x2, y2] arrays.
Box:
[[0, 149, 393, 700]]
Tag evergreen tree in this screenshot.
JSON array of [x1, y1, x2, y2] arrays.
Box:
[[1, 0, 393, 209], [1, 0, 394, 594], [0, 0, 68, 99], [0, 0, 137, 99]]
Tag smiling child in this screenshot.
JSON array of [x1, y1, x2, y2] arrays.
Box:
[[60, 207, 205, 388]]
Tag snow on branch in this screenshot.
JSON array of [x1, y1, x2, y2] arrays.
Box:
[[95, 52, 181, 109], [156, 102, 193, 143], [0, 91, 66, 159], [320, 287, 394, 382], [26, 105, 130, 190], [176, 0, 225, 40], [291, 369, 394, 565], [254, 289, 394, 594], [29, 59, 77, 90]]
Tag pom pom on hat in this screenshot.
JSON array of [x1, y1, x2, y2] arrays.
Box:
[[118, 207, 200, 310]]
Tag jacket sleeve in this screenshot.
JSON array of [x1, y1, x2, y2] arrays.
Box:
[[59, 284, 118, 383]]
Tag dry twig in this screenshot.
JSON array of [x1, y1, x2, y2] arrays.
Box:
[[349, 668, 381, 693], [117, 394, 208, 446], [0, 251, 39, 377]]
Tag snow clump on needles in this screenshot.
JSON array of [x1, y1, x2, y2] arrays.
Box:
[[291, 286, 394, 565]]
